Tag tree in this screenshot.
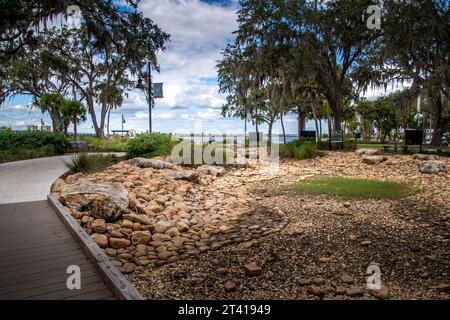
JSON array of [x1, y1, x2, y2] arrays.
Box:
[[218, 0, 382, 141], [364, 0, 450, 146], [39, 93, 67, 133], [45, 10, 169, 138], [64, 100, 86, 137]]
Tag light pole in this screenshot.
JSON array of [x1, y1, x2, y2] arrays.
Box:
[[136, 61, 153, 133]]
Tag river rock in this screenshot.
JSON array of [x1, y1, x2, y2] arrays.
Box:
[[51, 178, 66, 193], [110, 237, 131, 249], [91, 233, 108, 248], [418, 160, 448, 174], [356, 149, 382, 156], [131, 231, 151, 245], [154, 221, 172, 234], [91, 219, 106, 233], [165, 170, 199, 183], [60, 181, 128, 222], [412, 154, 439, 161], [362, 155, 386, 165], [128, 157, 174, 169], [197, 165, 226, 177]]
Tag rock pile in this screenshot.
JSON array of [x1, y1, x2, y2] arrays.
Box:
[[52, 158, 287, 274]]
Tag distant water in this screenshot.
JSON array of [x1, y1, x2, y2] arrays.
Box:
[[175, 134, 299, 144]]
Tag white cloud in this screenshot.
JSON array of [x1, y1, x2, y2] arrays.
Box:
[[122, 0, 238, 117]]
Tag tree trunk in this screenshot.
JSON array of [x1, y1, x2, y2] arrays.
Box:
[[73, 117, 77, 140], [319, 119, 322, 141], [86, 94, 103, 138], [431, 119, 450, 146], [281, 114, 286, 144], [107, 107, 112, 137], [328, 99, 342, 132], [311, 103, 319, 143], [268, 120, 273, 149], [327, 106, 332, 150]]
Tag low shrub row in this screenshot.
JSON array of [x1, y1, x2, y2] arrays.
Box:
[[126, 133, 178, 159], [0, 131, 69, 154], [279, 141, 324, 160]]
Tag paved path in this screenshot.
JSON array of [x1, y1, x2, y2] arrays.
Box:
[[0, 153, 125, 204]]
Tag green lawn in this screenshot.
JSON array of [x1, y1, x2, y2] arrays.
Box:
[[292, 177, 415, 200]]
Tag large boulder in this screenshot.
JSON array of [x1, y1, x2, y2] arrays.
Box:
[[59, 181, 128, 222], [362, 155, 387, 165], [412, 154, 439, 161], [197, 165, 226, 177], [165, 169, 200, 183], [356, 148, 382, 156], [418, 161, 448, 174], [127, 157, 174, 169]]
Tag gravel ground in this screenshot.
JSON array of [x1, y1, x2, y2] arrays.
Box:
[[127, 152, 450, 300]]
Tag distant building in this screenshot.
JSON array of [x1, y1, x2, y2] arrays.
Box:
[[41, 125, 51, 132], [27, 125, 38, 132]]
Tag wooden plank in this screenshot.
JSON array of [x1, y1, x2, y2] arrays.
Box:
[[48, 195, 144, 300], [0, 247, 86, 268], [23, 281, 112, 300], [0, 252, 90, 277], [0, 267, 99, 289], [0, 200, 117, 300], [0, 238, 81, 255], [0, 272, 102, 296], [62, 289, 116, 300]]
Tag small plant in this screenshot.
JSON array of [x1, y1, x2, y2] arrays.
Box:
[[65, 153, 118, 173], [279, 141, 323, 160], [126, 133, 176, 158]]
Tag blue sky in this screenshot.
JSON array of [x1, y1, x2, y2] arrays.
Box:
[[0, 0, 406, 135]]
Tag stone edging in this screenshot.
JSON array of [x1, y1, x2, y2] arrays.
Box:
[[47, 195, 144, 300]]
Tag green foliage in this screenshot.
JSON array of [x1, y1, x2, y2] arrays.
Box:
[[279, 141, 324, 160], [65, 153, 118, 174], [81, 136, 129, 152], [172, 141, 236, 167], [0, 145, 56, 163], [292, 177, 415, 200], [0, 131, 69, 154], [126, 133, 176, 159], [316, 139, 356, 151]]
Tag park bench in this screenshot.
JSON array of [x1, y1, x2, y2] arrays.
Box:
[[69, 141, 94, 151]]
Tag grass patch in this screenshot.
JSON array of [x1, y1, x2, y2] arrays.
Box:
[[279, 141, 324, 160], [65, 153, 119, 174], [292, 177, 415, 200]]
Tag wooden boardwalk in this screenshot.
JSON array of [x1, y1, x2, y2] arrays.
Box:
[[0, 201, 116, 300]]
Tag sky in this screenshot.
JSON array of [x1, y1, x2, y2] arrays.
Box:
[[0, 0, 409, 135]]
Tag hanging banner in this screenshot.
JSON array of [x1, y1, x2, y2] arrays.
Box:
[[153, 83, 164, 99]]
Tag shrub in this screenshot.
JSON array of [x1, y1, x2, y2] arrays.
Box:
[[295, 142, 323, 160], [316, 139, 356, 151], [65, 153, 118, 173], [0, 131, 69, 154], [279, 141, 299, 158], [173, 141, 236, 166], [126, 133, 176, 158], [80, 135, 129, 152], [279, 141, 323, 160]]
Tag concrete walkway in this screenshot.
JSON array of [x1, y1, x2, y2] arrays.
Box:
[[0, 153, 125, 204]]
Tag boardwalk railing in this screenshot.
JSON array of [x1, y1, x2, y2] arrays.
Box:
[[48, 195, 144, 300]]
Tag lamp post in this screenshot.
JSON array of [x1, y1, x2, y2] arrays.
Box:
[[136, 61, 153, 133]]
